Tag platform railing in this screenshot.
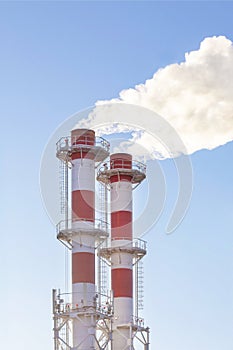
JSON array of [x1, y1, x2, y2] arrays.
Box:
[[56, 218, 109, 234], [131, 315, 146, 328], [56, 136, 110, 154], [54, 291, 113, 316], [97, 159, 146, 177], [110, 237, 147, 250]]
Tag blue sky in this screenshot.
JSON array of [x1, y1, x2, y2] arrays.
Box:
[[1, 2, 233, 350]]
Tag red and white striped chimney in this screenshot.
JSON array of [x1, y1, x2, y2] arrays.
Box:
[[71, 129, 96, 349], [110, 153, 134, 350]]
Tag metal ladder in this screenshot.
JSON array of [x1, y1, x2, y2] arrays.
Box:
[[97, 182, 109, 297], [59, 160, 69, 221], [135, 259, 144, 317]]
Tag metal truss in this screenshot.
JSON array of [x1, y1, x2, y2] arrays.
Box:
[[52, 289, 113, 350]]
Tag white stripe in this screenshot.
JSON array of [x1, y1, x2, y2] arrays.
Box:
[[111, 252, 133, 270], [73, 321, 95, 349], [111, 239, 132, 248], [112, 298, 133, 349], [113, 297, 132, 325], [72, 158, 95, 191], [72, 221, 96, 250], [72, 283, 96, 348], [112, 329, 130, 350], [111, 181, 132, 213], [72, 282, 96, 306], [72, 220, 94, 230], [72, 241, 95, 253]]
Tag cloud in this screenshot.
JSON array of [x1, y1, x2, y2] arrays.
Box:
[[76, 36, 233, 159]]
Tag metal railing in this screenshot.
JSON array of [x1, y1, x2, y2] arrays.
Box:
[[111, 237, 147, 250], [131, 315, 145, 328], [97, 159, 146, 177], [54, 291, 113, 316], [56, 218, 109, 234], [56, 136, 110, 154], [133, 238, 147, 250]]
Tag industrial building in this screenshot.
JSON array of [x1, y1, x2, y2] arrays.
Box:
[[52, 128, 150, 349]]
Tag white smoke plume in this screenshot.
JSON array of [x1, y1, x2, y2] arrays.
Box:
[[76, 36, 233, 159]]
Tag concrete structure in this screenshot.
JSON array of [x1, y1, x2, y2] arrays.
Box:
[[53, 129, 150, 350], [110, 153, 134, 349], [71, 129, 97, 348], [98, 153, 149, 349]]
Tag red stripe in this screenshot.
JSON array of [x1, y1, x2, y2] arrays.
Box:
[[71, 129, 95, 160], [110, 154, 133, 181], [112, 268, 133, 297], [71, 129, 95, 146], [110, 159, 132, 169], [72, 252, 95, 284], [72, 137, 94, 146], [71, 151, 95, 160], [110, 174, 132, 183], [110, 153, 132, 169], [72, 190, 94, 221], [111, 211, 132, 240]]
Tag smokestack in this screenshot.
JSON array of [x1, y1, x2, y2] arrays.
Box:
[[54, 128, 110, 349], [97, 152, 149, 349], [110, 153, 134, 349], [54, 130, 150, 349], [71, 129, 96, 348]]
